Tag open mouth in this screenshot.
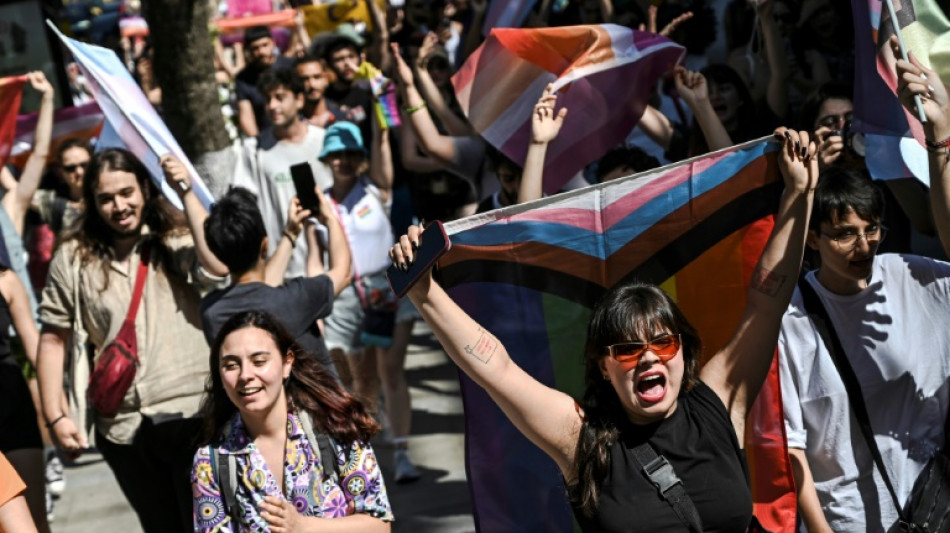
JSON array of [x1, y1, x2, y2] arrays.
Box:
[[238, 387, 262, 397], [636, 372, 667, 403], [850, 257, 873, 269]]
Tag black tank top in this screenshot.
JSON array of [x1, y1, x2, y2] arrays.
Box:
[[0, 293, 14, 364], [571, 381, 753, 532]]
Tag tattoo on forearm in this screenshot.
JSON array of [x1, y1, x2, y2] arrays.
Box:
[[463, 328, 497, 365], [750, 266, 787, 297]]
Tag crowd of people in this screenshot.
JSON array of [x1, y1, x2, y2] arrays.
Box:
[[2, 0, 950, 531]]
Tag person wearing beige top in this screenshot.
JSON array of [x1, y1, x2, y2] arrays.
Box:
[[35, 148, 228, 533]]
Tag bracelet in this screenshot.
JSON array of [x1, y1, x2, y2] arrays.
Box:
[[925, 135, 950, 152], [46, 414, 67, 429], [283, 230, 298, 248], [404, 101, 427, 115]]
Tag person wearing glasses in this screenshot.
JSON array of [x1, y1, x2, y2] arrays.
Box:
[[388, 127, 817, 531], [31, 139, 91, 235], [778, 45, 950, 532]]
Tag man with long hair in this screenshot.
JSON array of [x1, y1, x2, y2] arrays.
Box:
[[35, 149, 227, 533]]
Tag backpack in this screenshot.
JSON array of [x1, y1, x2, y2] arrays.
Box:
[[209, 410, 341, 525]]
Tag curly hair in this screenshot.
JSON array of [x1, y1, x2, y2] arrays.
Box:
[[59, 148, 187, 290], [198, 310, 379, 446], [567, 282, 702, 517]]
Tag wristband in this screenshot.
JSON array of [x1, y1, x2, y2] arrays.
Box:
[[404, 101, 427, 115], [46, 414, 67, 429], [925, 135, 950, 152], [283, 229, 298, 248]]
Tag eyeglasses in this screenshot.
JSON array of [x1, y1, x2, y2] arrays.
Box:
[[816, 111, 854, 129], [605, 334, 681, 370], [821, 224, 887, 250], [61, 162, 88, 173]]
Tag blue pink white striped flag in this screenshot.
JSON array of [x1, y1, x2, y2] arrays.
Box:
[[47, 21, 213, 211], [852, 0, 950, 185], [452, 24, 684, 195], [439, 138, 796, 532]]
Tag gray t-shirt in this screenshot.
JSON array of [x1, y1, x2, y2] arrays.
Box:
[[200, 276, 337, 379]]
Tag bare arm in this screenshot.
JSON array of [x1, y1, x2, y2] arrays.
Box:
[[414, 32, 475, 137], [890, 38, 950, 256], [597, 0, 613, 22], [264, 197, 312, 286], [390, 226, 583, 476], [314, 187, 352, 296], [638, 105, 675, 151], [369, 121, 393, 204], [758, 0, 789, 120], [261, 496, 391, 533], [9, 72, 55, 234], [700, 129, 817, 438], [674, 66, 733, 152], [366, 0, 391, 74], [459, 0, 488, 66], [37, 326, 89, 454], [160, 155, 230, 277], [238, 100, 260, 137], [788, 448, 834, 533], [519, 84, 567, 204], [399, 123, 448, 173], [0, 493, 39, 533], [391, 43, 457, 165]]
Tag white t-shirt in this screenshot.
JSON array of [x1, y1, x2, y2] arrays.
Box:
[[779, 253, 950, 532], [235, 125, 333, 279], [328, 177, 393, 276]]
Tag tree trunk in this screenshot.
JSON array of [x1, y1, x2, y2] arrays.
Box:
[[143, 0, 230, 168]]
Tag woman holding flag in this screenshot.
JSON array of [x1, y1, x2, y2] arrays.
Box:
[[389, 127, 818, 531]]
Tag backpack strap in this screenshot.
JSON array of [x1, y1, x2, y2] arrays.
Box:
[[210, 447, 241, 525], [298, 410, 341, 485], [631, 442, 703, 532]]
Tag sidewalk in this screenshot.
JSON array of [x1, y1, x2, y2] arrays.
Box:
[[51, 322, 474, 533]]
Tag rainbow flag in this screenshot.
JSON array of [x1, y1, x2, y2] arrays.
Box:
[[11, 102, 103, 168], [355, 62, 400, 129], [47, 21, 214, 211], [452, 25, 684, 195], [0, 76, 25, 170], [438, 138, 795, 531], [852, 0, 950, 185]]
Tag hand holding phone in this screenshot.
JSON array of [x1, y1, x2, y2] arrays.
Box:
[[290, 162, 321, 217], [388, 222, 451, 298]]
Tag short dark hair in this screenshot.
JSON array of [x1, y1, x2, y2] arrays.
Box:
[[294, 53, 323, 69], [485, 145, 521, 175], [321, 35, 361, 63], [243, 25, 272, 47], [800, 80, 853, 131], [597, 146, 660, 181], [257, 67, 304, 97], [204, 187, 266, 276], [810, 167, 884, 231]]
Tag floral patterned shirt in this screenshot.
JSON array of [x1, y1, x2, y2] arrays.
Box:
[[191, 412, 393, 532]]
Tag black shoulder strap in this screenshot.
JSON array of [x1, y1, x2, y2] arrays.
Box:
[[631, 442, 704, 532], [298, 409, 341, 484], [797, 278, 907, 519], [210, 448, 241, 525]]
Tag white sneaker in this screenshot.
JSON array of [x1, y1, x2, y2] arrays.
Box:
[[45, 452, 65, 497], [394, 449, 421, 484], [46, 490, 55, 523]]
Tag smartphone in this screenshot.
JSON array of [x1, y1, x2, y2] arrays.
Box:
[[290, 163, 321, 216], [387, 221, 452, 299]]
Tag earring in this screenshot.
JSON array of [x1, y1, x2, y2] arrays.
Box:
[[602, 374, 610, 381]]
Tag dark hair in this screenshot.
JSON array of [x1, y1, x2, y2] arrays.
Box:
[[485, 145, 522, 175], [56, 138, 92, 165], [810, 167, 884, 231], [568, 281, 701, 517], [596, 146, 660, 181], [243, 25, 272, 47], [321, 35, 362, 64], [257, 67, 304, 97], [61, 148, 186, 288], [199, 311, 379, 445], [294, 52, 324, 69], [204, 188, 266, 276], [687, 64, 757, 156], [799, 80, 853, 131]]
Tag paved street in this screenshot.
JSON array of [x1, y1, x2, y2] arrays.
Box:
[[51, 322, 474, 533]]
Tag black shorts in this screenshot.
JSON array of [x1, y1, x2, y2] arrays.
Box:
[[0, 360, 43, 452]]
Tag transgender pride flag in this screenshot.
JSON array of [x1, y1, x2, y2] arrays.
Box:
[[47, 21, 213, 210], [453, 25, 684, 195], [439, 138, 795, 532]]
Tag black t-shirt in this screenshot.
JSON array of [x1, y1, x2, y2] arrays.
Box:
[[324, 80, 374, 145], [201, 277, 337, 378], [0, 295, 12, 364], [571, 381, 753, 532], [235, 56, 295, 133]]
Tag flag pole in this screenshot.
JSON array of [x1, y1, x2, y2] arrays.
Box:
[[883, 0, 927, 124]]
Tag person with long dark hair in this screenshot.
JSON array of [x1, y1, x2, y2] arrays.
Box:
[[192, 310, 392, 532], [36, 149, 227, 532], [389, 128, 817, 530]]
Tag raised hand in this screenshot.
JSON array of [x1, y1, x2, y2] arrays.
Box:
[[26, 70, 53, 97], [531, 84, 568, 145], [159, 154, 192, 197], [890, 35, 950, 140], [673, 65, 708, 106], [417, 32, 439, 68], [284, 197, 312, 239], [814, 126, 844, 169], [390, 43, 415, 87], [774, 127, 819, 192]]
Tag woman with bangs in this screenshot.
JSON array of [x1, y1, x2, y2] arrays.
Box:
[[388, 128, 818, 531], [191, 311, 392, 532]]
